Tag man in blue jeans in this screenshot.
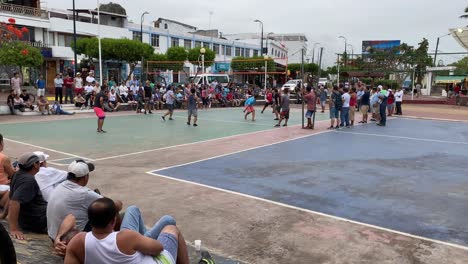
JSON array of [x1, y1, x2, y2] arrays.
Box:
[[53, 205, 178, 258], [64, 198, 190, 264], [340, 87, 351, 128]]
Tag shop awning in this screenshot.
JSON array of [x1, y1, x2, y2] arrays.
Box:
[[434, 76, 466, 84]]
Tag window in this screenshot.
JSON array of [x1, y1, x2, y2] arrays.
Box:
[[225, 46, 232, 56], [213, 44, 220, 54], [253, 50, 259, 57], [171, 37, 179, 47], [235, 47, 241, 56], [43, 31, 55, 46], [245, 48, 250, 57], [202, 42, 210, 48], [151, 34, 160, 47], [164, 23, 168, 29], [133, 31, 142, 41], [195, 41, 201, 47], [184, 39, 192, 49]]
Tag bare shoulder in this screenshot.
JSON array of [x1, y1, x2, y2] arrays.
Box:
[[69, 232, 86, 247]]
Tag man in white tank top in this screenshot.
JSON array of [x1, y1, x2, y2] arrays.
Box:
[[65, 198, 189, 264]]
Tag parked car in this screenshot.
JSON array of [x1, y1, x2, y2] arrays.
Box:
[[281, 79, 302, 93], [318, 78, 330, 87]]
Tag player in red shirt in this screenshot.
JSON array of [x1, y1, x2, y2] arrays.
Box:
[[261, 88, 274, 114]]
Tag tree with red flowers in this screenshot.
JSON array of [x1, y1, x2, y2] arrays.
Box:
[[0, 17, 43, 68]]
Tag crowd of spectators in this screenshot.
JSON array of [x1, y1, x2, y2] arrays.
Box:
[[0, 133, 198, 264]]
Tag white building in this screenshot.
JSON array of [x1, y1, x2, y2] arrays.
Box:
[[1, 1, 290, 88], [224, 33, 308, 64]]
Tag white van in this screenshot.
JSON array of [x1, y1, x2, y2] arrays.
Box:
[[190, 74, 230, 86]]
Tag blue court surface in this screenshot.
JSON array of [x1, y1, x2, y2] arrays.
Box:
[[152, 118, 468, 246]]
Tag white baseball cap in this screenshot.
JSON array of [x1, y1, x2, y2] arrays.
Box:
[[68, 160, 95, 178], [33, 151, 49, 163], [377, 85, 383, 89]]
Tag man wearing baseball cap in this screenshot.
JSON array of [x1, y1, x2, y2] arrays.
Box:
[[47, 160, 122, 243], [33, 151, 67, 202], [9, 152, 47, 240]]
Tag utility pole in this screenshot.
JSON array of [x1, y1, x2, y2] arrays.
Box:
[[337, 54, 340, 86], [316, 47, 324, 87], [301, 48, 305, 128], [72, 0, 77, 76]]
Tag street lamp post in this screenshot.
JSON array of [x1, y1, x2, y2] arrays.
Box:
[[264, 55, 268, 90], [140, 12, 149, 80], [254, 19, 264, 55], [140, 12, 149, 43], [433, 33, 451, 66], [200, 48, 206, 85], [97, 0, 102, 83]]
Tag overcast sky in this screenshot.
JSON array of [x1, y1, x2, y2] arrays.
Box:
[[46, 0, 468, 67]]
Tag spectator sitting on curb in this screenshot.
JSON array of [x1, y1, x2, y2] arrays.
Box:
[[7, 90, 16, 115], [52, 102, 76, 115], [73, 93, 87, 110], [20, 90, 34, 111], [0, 133, 17, 219], [37, 95, 51, 115], [64, 198, 189, 264], [47, 160, 123, 245], [33, 151, 68, 202], [13, 93, 26, 112], [8, 153, 47, 240]]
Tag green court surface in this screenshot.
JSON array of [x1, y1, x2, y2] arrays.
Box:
[[0, 108, 329, 161]]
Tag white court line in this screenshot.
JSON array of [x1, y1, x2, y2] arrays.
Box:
[[152, 129, 333, 172], [4, 138, 91, 160], [166, 115, 275, 127], [333, 131, 468, 145], [146, 171, 468, 252], [400, 115, 468, 123], [92, 120, 330, 162]]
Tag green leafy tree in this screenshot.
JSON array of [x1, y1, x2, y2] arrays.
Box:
[[450, 57, 468, 75], [187, 48, 216, 67], [0, 41, 43, 68], [98, 2, 126, 15], [0, 17, 43, 69], [231, 56, 276, 72], [74, 37, 154, 81]]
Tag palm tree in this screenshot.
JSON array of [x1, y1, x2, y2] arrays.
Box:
[[460, 7, 468, 18]]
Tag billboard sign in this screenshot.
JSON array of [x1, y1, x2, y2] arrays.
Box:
[[362, 40, 401, 54]]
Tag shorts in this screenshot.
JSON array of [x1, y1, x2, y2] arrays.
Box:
[[202, 97, 208, 106], [280, 110, 290, 119], [349, 106, 355, 121], [245, 105, 255, 113], [188, 108, 198, 117], [37, 89, 45, 97], [372, 103, 380, 114], [167, 104, 174, 112], [154, 233, 178, 264], [93, 107, 106, 119], [264, 101, 273, 107], [320, 99, 327, 106], [306, 110, 315, 118], [360, 105, 369, 114], [330, 107, 340, 119], [75, 88, 84, 95]]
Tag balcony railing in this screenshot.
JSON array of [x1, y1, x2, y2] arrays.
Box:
[[25, 40, 50, 48], [0, 3, 48, 19]]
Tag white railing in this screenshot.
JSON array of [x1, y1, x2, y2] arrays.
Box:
[[0, 3, 47, 18]]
